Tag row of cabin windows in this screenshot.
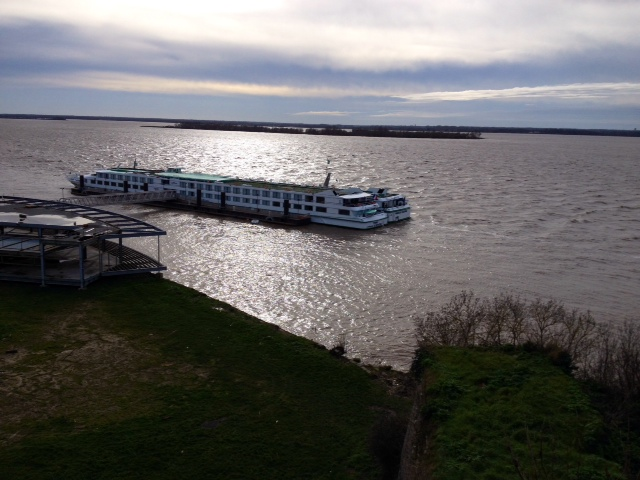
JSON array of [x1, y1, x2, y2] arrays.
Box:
[[91, 180, 149, 190], [97, 173, 154, 184], [175, 182, 324, 203], [91, 180, 120, 187], [90, 182, 345, 215], [185, 194, 338, 214], [94, 176, 153, 185], [95, 176, 330, 205]]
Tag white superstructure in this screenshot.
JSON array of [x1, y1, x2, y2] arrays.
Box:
[[68, 166, 410, 229]]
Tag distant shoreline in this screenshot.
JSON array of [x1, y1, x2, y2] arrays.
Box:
[[168, 122, 482, 139], [1, 114, 638, 137]]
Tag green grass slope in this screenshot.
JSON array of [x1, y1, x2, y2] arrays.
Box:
[[407, 347, 625, 480], [0, 275, 408, 480]]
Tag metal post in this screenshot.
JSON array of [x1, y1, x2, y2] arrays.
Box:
[[99, 240, 103, 275], [79, 243, 85, 289], [39, 239, 46, 287]]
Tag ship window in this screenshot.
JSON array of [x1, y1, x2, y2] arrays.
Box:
[[262, 191, 270, 197], [205, 193, 212, 199], [283, 193, 291, 200], [272, 201, 281, 207], [89, 179, 95, 184], [111, 182, 117, 186], [180, 182, 187, 188], [232, 196, 240, 202], [293, 204, 301, 209], [224, 186, 231, 193], [253, 189, 260, 196], [294, 194, 302, 201], [243, 198, 251, 203], [252, 198, 259, 204], [305, 195, 313, 202], [205, 184, 213, 191], [117, 175, 124, 180], [339, 209, 350, 215], [261, 200, 270, 206], [97, 180, 103, 185], [214, 185, 221, 192], [189, 183, 195, 189], [214, 194, 220, 200], [242, 188, 250, 195], [316, 196, 325, 204], [133, 185, 139, 189], [304, 205, 313, 211], [272, 192, 281, 199], [316, 206, 327, 212], [233, 187, 241, 194]]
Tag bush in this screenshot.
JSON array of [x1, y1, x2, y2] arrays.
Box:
[[413, 291, 640, 479]]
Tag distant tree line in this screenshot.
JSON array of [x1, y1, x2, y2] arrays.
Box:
[[2, 115, 638, 136], [413, 291, 640, 478], [173, 122, 482, 139], [174, 122, 303, 134]]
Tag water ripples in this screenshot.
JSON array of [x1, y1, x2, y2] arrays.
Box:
[[1, 119, 639, 369]]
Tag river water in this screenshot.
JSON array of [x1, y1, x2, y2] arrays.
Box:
[[1, 119, 639, 369]]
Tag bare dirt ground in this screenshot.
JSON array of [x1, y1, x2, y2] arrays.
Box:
[[0, 304, 208, 445]]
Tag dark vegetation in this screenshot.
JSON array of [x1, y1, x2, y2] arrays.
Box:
[[2, 273, 638, 479], [0, 275, 409, 479], [173, 121, 482, 139], [409, 291, 639, 479], [2, 114, 638, 136]]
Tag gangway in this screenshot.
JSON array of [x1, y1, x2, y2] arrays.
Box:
[[60, 190, 177, 206]]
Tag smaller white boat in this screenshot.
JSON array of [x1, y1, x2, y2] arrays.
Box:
[[366, 188, 411, 222]]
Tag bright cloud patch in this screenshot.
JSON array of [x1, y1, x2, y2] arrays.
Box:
[[292, 111, 352, 116], [15, 71, 640, 109], [397, 83, 640, 103], [25, 71, 358, 98]]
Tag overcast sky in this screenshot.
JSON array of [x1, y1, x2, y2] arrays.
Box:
[[2, 0, 639, 128]]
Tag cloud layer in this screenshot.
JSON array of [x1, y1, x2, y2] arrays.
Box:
[[1, 0, 639, 127]]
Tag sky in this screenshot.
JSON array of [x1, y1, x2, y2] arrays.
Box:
[[1, 0, 640, 129]]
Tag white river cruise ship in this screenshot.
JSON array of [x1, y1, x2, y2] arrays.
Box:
[[68, 166, 411, 229]]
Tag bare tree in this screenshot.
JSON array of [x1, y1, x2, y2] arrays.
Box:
[[526, 298, 565, 346], [554, 309, 598, 371]]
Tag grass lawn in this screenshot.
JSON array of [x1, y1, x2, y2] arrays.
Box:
[[409, 347, 625, 480], [0, 274, 409, 479]]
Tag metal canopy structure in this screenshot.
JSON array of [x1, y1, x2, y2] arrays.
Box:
[[0, 196, 167, 288]]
